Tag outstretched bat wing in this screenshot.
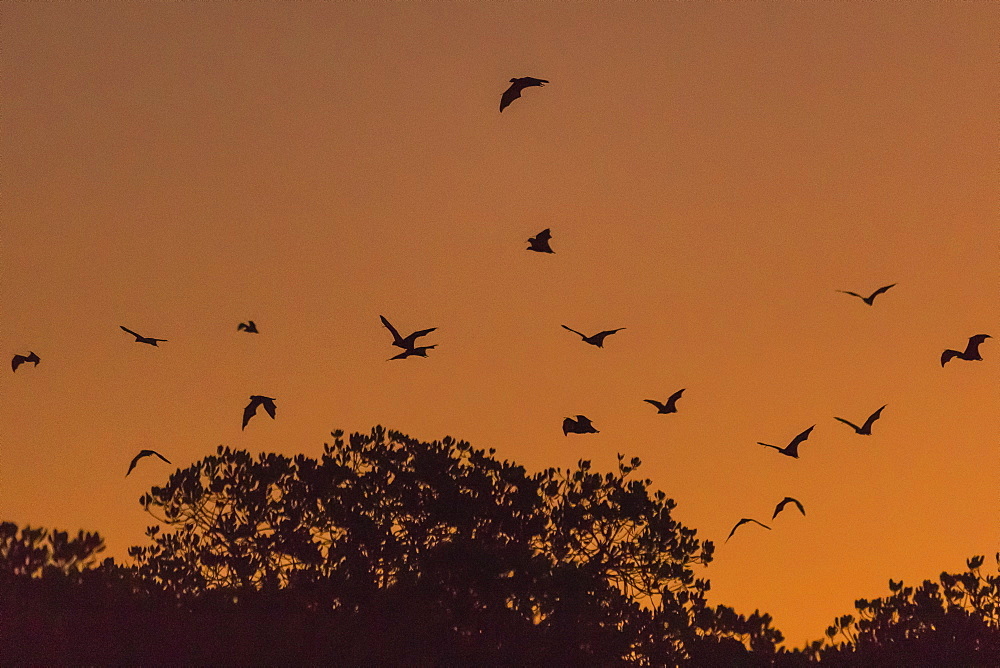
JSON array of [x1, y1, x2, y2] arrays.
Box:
[[126, 449, 170, 476], [940, 349, 960, 366], [499, 84, 523, 112], [833, 416, 861, 432], [869, 284, 896, 300], [726, 518, 770, 542], [772, 500, 787, 520], [380, 316, 404, 346], [965, 334, 991, 355], [407, 327, 437, 341], [261, 398, 277, 419], [779, 426, 814, 457], [789, 426, 815, 449], [242, 400, 259, 430], [725, 521, 744, 542], [862, 405, 886, 432], [773, 497, 805, 518]]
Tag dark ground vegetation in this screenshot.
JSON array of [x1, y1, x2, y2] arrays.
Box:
[[2, 428, 997, 665]]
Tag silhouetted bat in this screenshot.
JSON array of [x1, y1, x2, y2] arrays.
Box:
[[726, 518, 771, 543], [238, 321, 258, 333], [120, 326, 167, 346], [12, 351, 40, 372], [563, 415, 599, 436], [772, 497, 805, 520], [126, 449, 171, 476], [941, 334, 991, 366], [500, 77, 548, 112], [834, 405, 886, 435], [759, 426, 815, 458], [562, 325, 626, 348], [527, 228, 554, 253], [837, 283, 896, 306], [380, 315, 437, 350], [644, 389, 685, 414], [243, 395, 276, 430]]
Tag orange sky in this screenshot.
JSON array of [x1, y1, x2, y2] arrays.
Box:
[[2, 1, 997, 645]]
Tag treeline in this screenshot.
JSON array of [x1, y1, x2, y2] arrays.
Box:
[[2, 428, 997, 665]]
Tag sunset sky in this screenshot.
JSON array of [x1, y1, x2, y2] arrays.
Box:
[[3, 1, 996, 645]]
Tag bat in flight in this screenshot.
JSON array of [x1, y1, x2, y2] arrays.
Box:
[[834, 405, 886, 435], [644, 389, 685, 414], [941, 334, 991, 367], [837, 283, 896, 306], [126, 449, 171, 476], [759, 426, 815, 459], [726, 518, 771, 543], [561, 325, 626, 348], [242, 395, 276, 430], [500, 77, 548, 112], [120, 326, 167, 346], [12, 351, 40, 372], [237, 321, 258, 333], [563, 415, 599, 436], [772, 497, 805, 520], [380, 315, 436, 350], [526, 228, 554, 253]]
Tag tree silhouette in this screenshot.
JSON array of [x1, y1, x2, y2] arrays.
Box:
[[0, 521, 105, 579], [0, 522, 143, 664], [128, 426, 783, 663], [4, 494, 996, 664], [801, 554, 1000, 665]]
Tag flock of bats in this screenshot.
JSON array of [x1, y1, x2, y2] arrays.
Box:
[[9, 78, 992, 543]]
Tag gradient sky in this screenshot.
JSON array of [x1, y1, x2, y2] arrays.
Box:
[[3, 1, 997, 645]]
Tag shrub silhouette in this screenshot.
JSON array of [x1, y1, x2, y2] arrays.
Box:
[[0, 521, 105, 579], [805, 554, 1000, 665], [0, 523, 143, 664]]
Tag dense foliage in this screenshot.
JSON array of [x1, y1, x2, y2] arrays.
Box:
[[2, 428, 996, 665], [0, 522, 105, 579], [806, 554, 1000, 665], [129, 427, 781, 663]]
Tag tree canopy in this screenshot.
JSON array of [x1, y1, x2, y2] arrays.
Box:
[[809, 554, 1000, 665], [0, 522, 105, 580], [128, 426, 781, 663], [3, 427, 996, 665]]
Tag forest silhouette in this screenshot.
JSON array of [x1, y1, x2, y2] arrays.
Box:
[[2, 427, 997, 665]]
